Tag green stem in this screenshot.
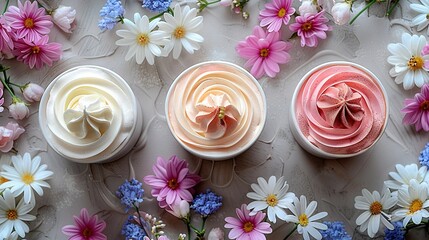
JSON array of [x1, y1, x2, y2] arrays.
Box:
[[3, 0, 10, 14], [1, 69, 15, 98], [349, 0, 377, 25], [283, 224, 298, 240], [386, 0, 399, 16], [133, 204, 149, 237], [8, 82, 25, 90], [206, 0, 221, 6], [149, 11, 166, 21]]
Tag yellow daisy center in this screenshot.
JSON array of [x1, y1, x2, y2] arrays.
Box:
[[420, 100, 429, 110], [243, 221, 254, 232], [0, 176, 9, 184], [174, 26, 186, 39], [370, 201, 382, 215], [266, 194, 278, 207], [32, 46, 40, 54], [260, 48, 269, 58], [137, 33, 150, 46], [168, 178, 178, 190], [408, 55, 424, 71], [278, 8, 286, 18], [302, 22, 312, 31], [298, 213, 309, 226], [6, 209, 18, 220], [24, 18, 34, 28], [22, 173, 34, 185], [409, 199, 423, 214]]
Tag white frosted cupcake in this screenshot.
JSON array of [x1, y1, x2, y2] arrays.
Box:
[[39, 66, 143, 163], [290, 61, 388, 158], [166, 61, 266, 160]]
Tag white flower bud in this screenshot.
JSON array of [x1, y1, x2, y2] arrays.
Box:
[[299, 0, 318, 16], [22, 83, 44, 102], [208, 227, 225, 240], [52, 5, 77, 33], [331, 2, 351, 25], [9, 99, 29, 120]]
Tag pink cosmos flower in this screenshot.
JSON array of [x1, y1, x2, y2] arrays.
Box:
[[4, 0, 53, 42], [224, 204, 272, 240], [0, 16, 14, 52], [143, 156, 201, 208], [259, 0, 295, 32], [62, 208, 107, 240], [14, 35, 62, 69], [0, 122, 25, 153], [236, 26, 291, 78], [0, 81, 4, 113], [289, 11, 332, 47], [402, 84, 429, 131], [422, 44, 429, 69]]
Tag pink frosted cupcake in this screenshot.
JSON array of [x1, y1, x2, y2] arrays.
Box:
[[290, 61, 388, 158]]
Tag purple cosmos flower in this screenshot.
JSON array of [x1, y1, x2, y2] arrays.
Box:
[[289, 11, 332, 47]]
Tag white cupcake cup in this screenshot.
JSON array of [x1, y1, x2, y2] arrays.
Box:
[[39, 65, 143, 163], [165, 61, 267, 161], [289, 61, 389, 159]]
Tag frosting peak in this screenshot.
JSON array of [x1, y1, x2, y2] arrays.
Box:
[[63, 94, 113, 140], [317, 83, 364, 128], [193, 94, 240, 139]]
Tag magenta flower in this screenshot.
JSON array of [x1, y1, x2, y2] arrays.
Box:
[[259, 0, 295, 32], [4, 0, 53, 42], [143, 156, 201, 208], [224, 204, 272, 240], [62, 208, 107, 240], [0, 122, 25, 153], [289, 11, 332, 47], [0, 16, 14, 53], [236, 26, 291, 78], [14, 35, 62, 69], [402, 84, 429, 131]]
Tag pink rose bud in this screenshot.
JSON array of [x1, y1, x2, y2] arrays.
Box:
[[220, 0, 233, 7], [331, 2, 351, 25], [9, 99, 29, 120], [23, 83, 44, 103], [52, 5, 77, 33], [208, 227, 225, 240], [0, 122, 25, 152], [299, 0, 318, 16]]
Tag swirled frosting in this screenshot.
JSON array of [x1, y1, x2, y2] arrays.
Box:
[[295, 64, 387, 154], [167, 62, 265, 159], [63, 94, 113, 140], [41, 66, 139, 161]]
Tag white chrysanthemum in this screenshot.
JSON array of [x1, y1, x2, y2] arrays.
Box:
[[284, 195, 328, 240], [158, 4, 204, 59], [0, 153, 53, 204], [2, 231, 18, 240], [116, 13, 166, 65], [387, 33, 429, 90], [0, 189, 36, 238], [246, 176, 295, 223], [384, 164, 429, 191], [392, 179, 429, 226], [354, 188, 397, 238], [411, 0, 429, 34]]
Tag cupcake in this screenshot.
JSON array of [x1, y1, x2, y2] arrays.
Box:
[[165, 61, 266, 160], [39, 66, 143, 163], [290, 61, 388, 158]]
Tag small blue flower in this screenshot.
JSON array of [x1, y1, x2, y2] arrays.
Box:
[[190, 189, 222, 217], [142, 0, 172, 12], [121, 216, 146, 240], [99, 0, 125, 30], [116, 179, 144, 212], [419, 142, 429, 168], [320, 221, 351, 240], [384, 221, 405, 240]]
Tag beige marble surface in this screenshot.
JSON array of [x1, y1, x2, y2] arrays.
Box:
[[1, 0, 428, 239]]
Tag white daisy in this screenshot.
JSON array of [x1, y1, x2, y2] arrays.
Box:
[[392, 179, 429, 226], [0, 231, 18, 240], [158, 4, 204, 59], [354, 188, 397, 238], [411, 0, 429, 34], [387, 32, 429, 90], [284, 195, 328, 240], [246, 176, 295, 223], [0, 153, 53, 204], [0, 189, 36, 238], [116, 13, 166, 65], [384, 163, 429, 191]]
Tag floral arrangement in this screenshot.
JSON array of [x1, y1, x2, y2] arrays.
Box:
[[0, 152, 53, 239]]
